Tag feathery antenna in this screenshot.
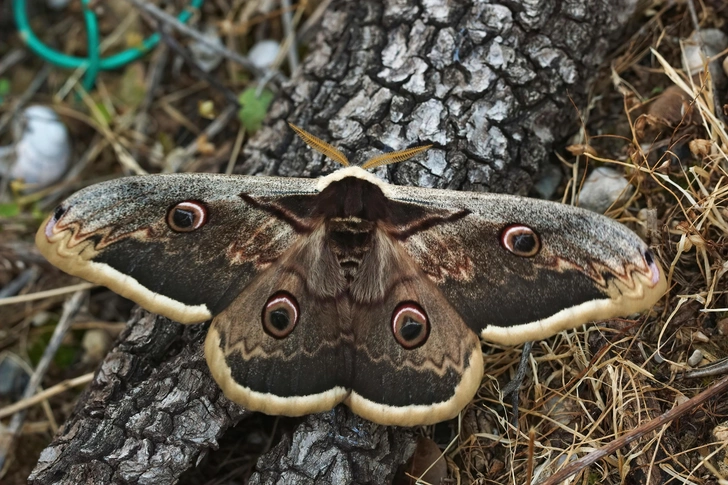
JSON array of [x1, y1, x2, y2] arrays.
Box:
[[288, 123, 350, 167], [289, 123, 432, 169]]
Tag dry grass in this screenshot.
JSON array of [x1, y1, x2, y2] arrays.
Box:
[[0, 1, 727, 484], [447, 3, 728, 484]]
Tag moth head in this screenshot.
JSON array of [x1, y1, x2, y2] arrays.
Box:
[[289, 122, 432, 170]]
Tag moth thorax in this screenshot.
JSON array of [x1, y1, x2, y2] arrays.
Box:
[[327, 218, 375, 279]]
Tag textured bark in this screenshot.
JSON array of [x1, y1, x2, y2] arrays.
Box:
[[248, 409, 416, 485], [30, 0, 641, 483], [241, 0, 640, 195], [29, 311, 250, 485]]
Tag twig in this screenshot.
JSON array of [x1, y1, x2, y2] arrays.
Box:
[[0, 282, 95, 306], [270, 0, 307, 74], [0, 268, 39, 299], [0, 372, 95, 419], [58, 133, 109, 187], [196, 104, 240, 145], [131, 44, 170, 163], [536, 375, 728, 485], [501, 341, 533, 428], [0, 49, 27, 77], [133, 7, 242, 173], [684, 0, 728, 127], [682, 358, 728, 379], [226, 124, 246, 175], [122, 0, 286, 85], [0, 291, 85, 473], [0, 64, 51, 136], [280, 0, 300, 72], [72, 85, 149, 175], [166, 104, 239, 172], [151, 17, 240, 107]]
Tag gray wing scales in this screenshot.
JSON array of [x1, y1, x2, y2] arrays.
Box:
[[36, 173, 318, 323], [385, 185, 666, 345]]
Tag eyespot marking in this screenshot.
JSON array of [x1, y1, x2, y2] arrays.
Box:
[[167, 201, 208, 232], [391, 302, 430, 350], [500, 224, 541, 257], [262, 291, 300, 339]]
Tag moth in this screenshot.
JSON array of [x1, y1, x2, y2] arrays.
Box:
[[36, 125, 667, 426]]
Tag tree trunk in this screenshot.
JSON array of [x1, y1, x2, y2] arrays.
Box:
[[30, 0, 641, 483]]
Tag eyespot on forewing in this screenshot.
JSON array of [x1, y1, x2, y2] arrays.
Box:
[[167, 201, 208, 232], [500, 224, 541, 257]]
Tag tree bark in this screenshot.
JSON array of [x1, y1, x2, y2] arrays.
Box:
[[241, 0, 640, 195], [30, 0, 641, 483]]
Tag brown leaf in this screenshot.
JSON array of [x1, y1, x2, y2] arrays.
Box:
[[689, 139, 712, 158], [394, 436, 448, 485], [565, 143, 597, 157]]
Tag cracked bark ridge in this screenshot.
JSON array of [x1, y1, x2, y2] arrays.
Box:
[[30, 0, 643, 483], [250, 408, 416, 485], [29, 310, 249, 485], [241, 0, 639, 195]]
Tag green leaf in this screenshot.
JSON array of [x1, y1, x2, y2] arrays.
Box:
[[118, 64, 147, 111], [94, 102, 113, 125], [238, 87, 274, 133], [28, 326, 80, 369], [54, 344, 79, 369], [0, 203, 20, 217], [0, 78, 10, 102]]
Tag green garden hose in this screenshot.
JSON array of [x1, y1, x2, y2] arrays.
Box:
[[13, 0, 205, 90]]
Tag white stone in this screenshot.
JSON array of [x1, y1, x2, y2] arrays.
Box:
[[684, 29, 728, 75], [578, 167, 634, 213], [248, 40, 281, 70], [82, 329, 113, 364], [6, 106, 70, 188], [687, 349, 704, 367]]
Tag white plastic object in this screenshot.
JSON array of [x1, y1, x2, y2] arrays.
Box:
[[248, 40, 281, 69], [5, 106, 71, 188]]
